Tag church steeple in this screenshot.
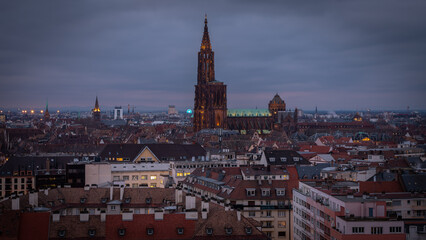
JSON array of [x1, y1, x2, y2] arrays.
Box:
[[92, 96, 101, 121], [197, 15, 215, 85], [44, 98, 50, 120]]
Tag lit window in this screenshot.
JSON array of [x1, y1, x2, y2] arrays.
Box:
[[278, 221, 286, 228], [141, 175, 147, 180], [150, 176, 157, 180], [184, 172, 191, 176], [177, 173, 183, 177]]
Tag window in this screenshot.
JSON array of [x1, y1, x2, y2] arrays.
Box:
[[371, 227, 383, 234], [184, 172, 191, 176], [141, 175, 147, 180], [111, 205, 116, 210], [146, 198, 152, 204], [58, 230, 66, 237], [269, 157, 275, 162], [113, 176, 120, 181], [262, 188, 271, 196], [132, 183, 138, 188], [248, 211, 255, 217], [132, 175, 138, 180], [122, 176, 129, 181], [246, 188, 256, 196], [390, 226, 401, 233], [266, 210, 272, 217], [88, 229, 96, 237], [206, 228, 213, 235], [225, 227, 233, 235], [125, 198, 131, 203], [177, 173, 183, 177], [276, 189, 286, 196], [245, 227, 252, 235], [118, 228, 125, 236], [417, 200, 422, 206], [278, 231, 286, 237], [278, 221, 286, 228], [280, 157, 287, 162], [177, 228, 184, 235], [369, 208, 373, 217], [80, 198, 86, 204], [352, 227, 364, 233], [150, 175, 157, 180], [392, 200, 401, 206], [278, 211, 286, 217], [150, 183, 157, 188], [293, 157, 299, 162], [147, 228, 154, 235]]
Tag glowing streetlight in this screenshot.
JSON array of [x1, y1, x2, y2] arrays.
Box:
[[40, 110, 44, 114], [31, 110, 34, 114], [57, 110, 60, 113]]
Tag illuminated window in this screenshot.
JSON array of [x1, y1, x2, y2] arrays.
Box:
[[150, 183, 157, 188], [141, 175, 147, 180], [184, 172, 191, 176], [150, 176, 157, 180], [278, 221, 286, 228], [177, 173, 183, 177]]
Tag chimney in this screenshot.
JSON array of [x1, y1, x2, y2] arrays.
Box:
[[225, 204, 230, 211], [110, 185, 113, 200], [120, 185, 124, 201], [80, 211, 89, 222], [44, 188, 49, 196], [29, 192, 38, 206], [237, 210, 241, 221], [11, 197, 20, 210], [155, 209, 164, 220], [122, 210, 133, 221], [258, 179, 262, 185], [201, 199, 210, 213], [100, 211, 106, 222], [202, 209, 208, 219], [185, 209, 198, 220], [52, 211, 60, 222], [185, 194, 196, 210], [84, 185, 90, 191], [268, 179, 272, 185], [175, 187, 183, 204]]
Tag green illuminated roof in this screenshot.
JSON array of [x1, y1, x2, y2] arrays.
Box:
[[227, 109, 271, 117]]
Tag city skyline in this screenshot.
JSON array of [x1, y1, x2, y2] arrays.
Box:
[[1, 0, 426, 111]]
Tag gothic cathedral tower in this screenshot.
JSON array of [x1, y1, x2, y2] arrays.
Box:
[[193, 16, 227, 132]]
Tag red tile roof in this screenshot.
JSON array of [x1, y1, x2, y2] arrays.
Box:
[[18, 212, 50, 240], [359, 181, 403, 193]]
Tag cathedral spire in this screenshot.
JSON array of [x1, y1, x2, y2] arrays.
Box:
[[44, 98, 50, 120], [95, 96, 99, 110], [92, 96, 101, 121], [201, 14, 211, 50]]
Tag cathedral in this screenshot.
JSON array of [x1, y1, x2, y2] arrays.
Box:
[[193, 17, 297, 135]]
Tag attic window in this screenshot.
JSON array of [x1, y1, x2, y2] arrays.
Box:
[[269, 157, 275, 162], [125, 198, 131, 204], [245, 227, 253, 235], [146, 228, 154, 235], [146, 198, 152, 204], [101, 198, 107, 204], [80, 198, 86, 204], [206, 228, 213, 235], [293, 157, 299, 162], [118, 228, 126, 236], [58, 198, 65, 204], [225, 227, 233, 235], [261, 188, 271, 197], [58, 230, 66, 237], [246, 188, 256, 197], [88, 229, 96, 237], [276, 188, 286, 196], [177, 227, 184, 235], [280, 157, 287, 162]]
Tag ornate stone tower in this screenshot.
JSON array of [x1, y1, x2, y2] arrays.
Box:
[[92, 96, 101, 121], [193, 16, 227, 132], [268, 93, 286, 120]]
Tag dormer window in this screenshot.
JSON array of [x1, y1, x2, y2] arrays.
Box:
[[88, 229, 96, 237], [80, 198, 86, 204], [225, 227, 233, 235], [276, 188, 286, 196], [118, 228, 126, 236], [280, 157, 287, 162], [246, 188, 256, 197], [146, 198, 152, 204], [206, 228, 213, 235], [293, 157, 299, 162], [58, 198, 65, 204], [262, 188, 271, 197], [269, 157, 275, 162], [177, 227, 184, 235], [146, 228, 154, 236], [245, 227, 253, 235], [58, 230, 66, 237], [101, 198, 107, 204], [125, 198, 131, 204]]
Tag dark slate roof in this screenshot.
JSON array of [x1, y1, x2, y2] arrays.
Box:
[[296, 163, 331, 179], [264, 150, 310, 165], [366, 171, 397, 182], [400, 173, 426, 192], [0, 156, 76, 176], [99, 143, 206, 162]]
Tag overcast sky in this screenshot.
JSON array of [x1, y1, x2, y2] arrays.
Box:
[[1, 0, 425, 111]]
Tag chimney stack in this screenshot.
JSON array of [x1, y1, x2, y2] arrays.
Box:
[[110, 185, 113, 200], [155, 209, 164, 220], [237, 210, 241, 221], [120, 185, 124, 201]]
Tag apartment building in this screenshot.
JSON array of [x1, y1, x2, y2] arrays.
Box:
[[293, 180, 406, 240]]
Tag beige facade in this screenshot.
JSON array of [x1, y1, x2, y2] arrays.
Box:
[[0, 173, 35, 197], [134, 147, 159, 163]]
